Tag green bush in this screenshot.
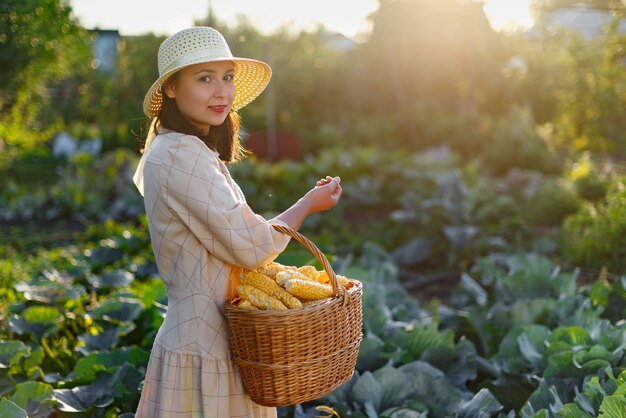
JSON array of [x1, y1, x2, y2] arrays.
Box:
[[481, 107, 563, 176], [569, 152, 610, 202], [574, 171, 608, 202], [523, 177, 581, 226], [0, 149, 143, 223], [560, 178, 626, 274]]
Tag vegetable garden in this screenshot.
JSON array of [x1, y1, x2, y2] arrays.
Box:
[[2, 145, 624, 417], [1, 0, 626, 417]]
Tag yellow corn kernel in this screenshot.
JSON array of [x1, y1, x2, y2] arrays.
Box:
[[275, 270, 291, 286], [297, 265, 320, 281], [275, 269, 317, 287], [237, 299, 258, 310], [243, 271, 279, 294], [317, 270, 329, 284], [337, 274, 352, 286], [317, 272, 351, 286], [283, 279, 334, 300], [275, 290, 302, 309], [275, 289, 303, 309], [242, 270, 302, 309], [237, 285, 287, 310], [257, 261, 292, 277]]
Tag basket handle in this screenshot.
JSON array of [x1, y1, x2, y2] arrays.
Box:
[[271, 223, 348, 305]]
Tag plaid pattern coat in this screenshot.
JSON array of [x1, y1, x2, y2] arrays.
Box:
[[135, 130, 291, 417]]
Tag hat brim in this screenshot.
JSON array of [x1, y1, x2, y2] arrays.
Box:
[[143, 57, 271, 118]]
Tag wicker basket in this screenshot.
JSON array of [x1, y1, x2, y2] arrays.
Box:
[[224, 224, 363, 407]]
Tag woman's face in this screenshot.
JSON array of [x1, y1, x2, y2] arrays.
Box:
[[163, 61, 236, 134]]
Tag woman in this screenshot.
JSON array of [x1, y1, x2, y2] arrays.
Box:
[[132, 27, 342, 417]]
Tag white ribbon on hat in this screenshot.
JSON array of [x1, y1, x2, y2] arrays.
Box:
[[132, 118, 158, 196]]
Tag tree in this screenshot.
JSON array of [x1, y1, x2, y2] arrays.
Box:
[[550, 26, 626, 154], [0, 0, 91, 152], [510, 15, 626, 155]]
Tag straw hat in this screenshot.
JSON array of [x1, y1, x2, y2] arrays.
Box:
[[143, 26, 272, 118]]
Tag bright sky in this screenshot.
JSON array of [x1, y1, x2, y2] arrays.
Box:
[[69, 0, 534, 39]]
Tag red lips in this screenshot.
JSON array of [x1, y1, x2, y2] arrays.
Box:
[[210, 105, 226, 113]]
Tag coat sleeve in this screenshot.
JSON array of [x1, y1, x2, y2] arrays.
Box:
[[162, 136, 291, 270]]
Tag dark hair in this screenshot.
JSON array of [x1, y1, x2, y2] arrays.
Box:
[[155, 90, 246, 164]]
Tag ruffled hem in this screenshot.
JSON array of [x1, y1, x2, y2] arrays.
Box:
[[135, 343, 276, 418]]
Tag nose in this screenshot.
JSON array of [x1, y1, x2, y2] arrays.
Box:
[[213, 80, 229, 98]]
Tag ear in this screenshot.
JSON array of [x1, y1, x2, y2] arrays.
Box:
[[163, 80, 176, 99]]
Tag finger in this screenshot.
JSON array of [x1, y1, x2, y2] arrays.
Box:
[[329, 177, 340, 187], [316, 177, 332, 186]]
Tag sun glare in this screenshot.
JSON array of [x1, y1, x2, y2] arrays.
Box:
[[69, 0, 535, 38], [214, 0, 379, 39], [482, 0, 534, 32]]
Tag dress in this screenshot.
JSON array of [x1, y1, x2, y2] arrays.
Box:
[[135, 130, 291, 418]]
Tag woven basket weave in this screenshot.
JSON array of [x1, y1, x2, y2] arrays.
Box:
[[224, 224, 363, 407]]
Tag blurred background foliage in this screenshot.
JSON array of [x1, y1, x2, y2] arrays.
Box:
[[0, 0, 624, 159], [0, 0, 91, 156], [1, 0, 625, 275], [0, 0, 624, 269], [1, 0, 626, 416]]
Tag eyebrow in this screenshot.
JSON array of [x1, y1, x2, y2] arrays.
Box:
[[193, 68, 235, 75]]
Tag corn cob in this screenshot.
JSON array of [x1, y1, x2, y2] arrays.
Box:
[[275, 269, 317, 287], [242, 270, 302, 309], [337, 274, 352, 286], [283, 278, 334, 300], [297, 265, 320, 281], [317, 270, 329, 284], [242, 271, 279, 294], [236, 299, 258, 310], [317, 271, 352, 286], [257, 261, 293, 277], [237, 285, 287, 310]]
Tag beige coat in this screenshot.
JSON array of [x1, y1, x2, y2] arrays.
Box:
[[135, 131, 291, 418]]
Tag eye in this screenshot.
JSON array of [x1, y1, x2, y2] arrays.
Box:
[[224, 74, 234, 82], [199, 76, 212, 82]]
